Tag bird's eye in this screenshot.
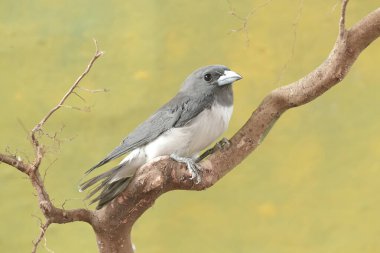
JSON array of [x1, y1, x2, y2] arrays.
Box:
[[203, 73, 212, 82]]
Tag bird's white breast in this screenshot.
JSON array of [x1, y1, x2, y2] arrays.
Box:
[[144, 101, 233, 159]]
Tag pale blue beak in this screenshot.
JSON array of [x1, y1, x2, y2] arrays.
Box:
[[217, 70, 242, 86]]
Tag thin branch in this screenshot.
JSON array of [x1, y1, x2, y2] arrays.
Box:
[[59, 104, 92, 112], [42, 158, 58, 181], [275, 0, 304, 84], [17, 118, 30, 136], [32, 39, 103, 133], [28, 40, 103, 171], [0, 153, 29, 173], [339, 0, 349, 38], [43, 236, 55, 253], [18, 40, 104, 235], [24, 40, 102, 228], [1, 40, 103, 247], [227, 0, 273, 47], [30, 169, 93, 224], [331, 0, 340, 13], [72, 91, 87, 102], [77, 86, 110, 93], [32, 220, 51, 253]]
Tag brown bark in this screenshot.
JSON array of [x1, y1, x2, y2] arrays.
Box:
[[91, 4, 380, 253], [94, 226, 133, 253], [0, 41, 103, 253], [0, 2, 379, 253]]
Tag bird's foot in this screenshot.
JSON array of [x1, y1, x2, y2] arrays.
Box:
[[195, 137, 231, 163], [216, 137, 231, 150], [170, 154, 201, 184]]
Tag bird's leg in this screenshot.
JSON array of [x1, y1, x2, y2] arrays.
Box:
[[195, 137, 231, 163], [170, 154, 201, 184]]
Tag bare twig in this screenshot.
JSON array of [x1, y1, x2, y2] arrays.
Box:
[[339, 0, 349, 38], [32, 220, 51, 253], [275, 0, 304, 84], [330, 0, 340, 14], [59, 104, 92, 112], [43, 236, 55, 253], [39, 125, 77, 154], [77, 86, 110, 93], [61, 197, 86, 210], [0, 153, 29, 173], [17, 118, 30, 136], [28, 39, 103, 170], [1, 40, 102, 251], [42, 158, 58, 181], [72, 91, 87, 102], [227, 0, 273, 46], [23, 40, 102, 230], [32, 39, 103, 133]]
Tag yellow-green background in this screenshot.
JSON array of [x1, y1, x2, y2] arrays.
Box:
[[1, 0, 379, 252]]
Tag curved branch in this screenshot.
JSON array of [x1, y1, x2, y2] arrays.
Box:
[[93, 5, 380, 253], [30, 171, 94, 224]]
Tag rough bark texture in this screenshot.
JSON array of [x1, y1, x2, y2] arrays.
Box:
[[0, 2, 379, 253], [92, 5, 380, 253]]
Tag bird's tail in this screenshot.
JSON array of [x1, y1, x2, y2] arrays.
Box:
[[79, 164, 131, 210]]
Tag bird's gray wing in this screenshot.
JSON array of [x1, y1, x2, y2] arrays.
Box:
[[86, 93, 213, 174], [174, 93, 213, 128]]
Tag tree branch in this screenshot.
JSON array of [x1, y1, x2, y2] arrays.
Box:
[[92, 4, 380, 253], [339, 0, 349, 38], [0, 153, 29, 173], [32, 39, 104, 133], [1, 2, 379, 253], [1, 40, 104, 252], [32, 220, 51, 253]]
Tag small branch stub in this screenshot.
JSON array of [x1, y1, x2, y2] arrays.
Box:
[[339, 0, 349, 38]]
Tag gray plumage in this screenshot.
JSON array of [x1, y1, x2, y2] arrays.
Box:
[[80, 65, 242, 209]]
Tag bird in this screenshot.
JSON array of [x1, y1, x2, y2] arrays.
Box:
[[79, 65, 242, 209]]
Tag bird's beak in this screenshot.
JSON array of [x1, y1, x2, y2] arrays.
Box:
[[217, 70, 242, 86]]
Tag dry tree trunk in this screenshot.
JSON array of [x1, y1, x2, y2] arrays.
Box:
[[0, 1, 379, 253]]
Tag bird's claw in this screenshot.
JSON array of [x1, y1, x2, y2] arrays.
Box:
[[170, 154, 201, 184], [216, 137, 231, 150], [195, 137, 231, 163], [187, 162, 201, 184]]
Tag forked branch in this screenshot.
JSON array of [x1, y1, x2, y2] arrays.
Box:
[[0, 40, 103, 252], [1, 1, 379, 253]]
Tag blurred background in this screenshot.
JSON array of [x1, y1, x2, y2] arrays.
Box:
[[1, 0, 380, 252]]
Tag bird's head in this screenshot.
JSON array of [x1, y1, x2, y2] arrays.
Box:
[[180, 65, 242, 94]]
